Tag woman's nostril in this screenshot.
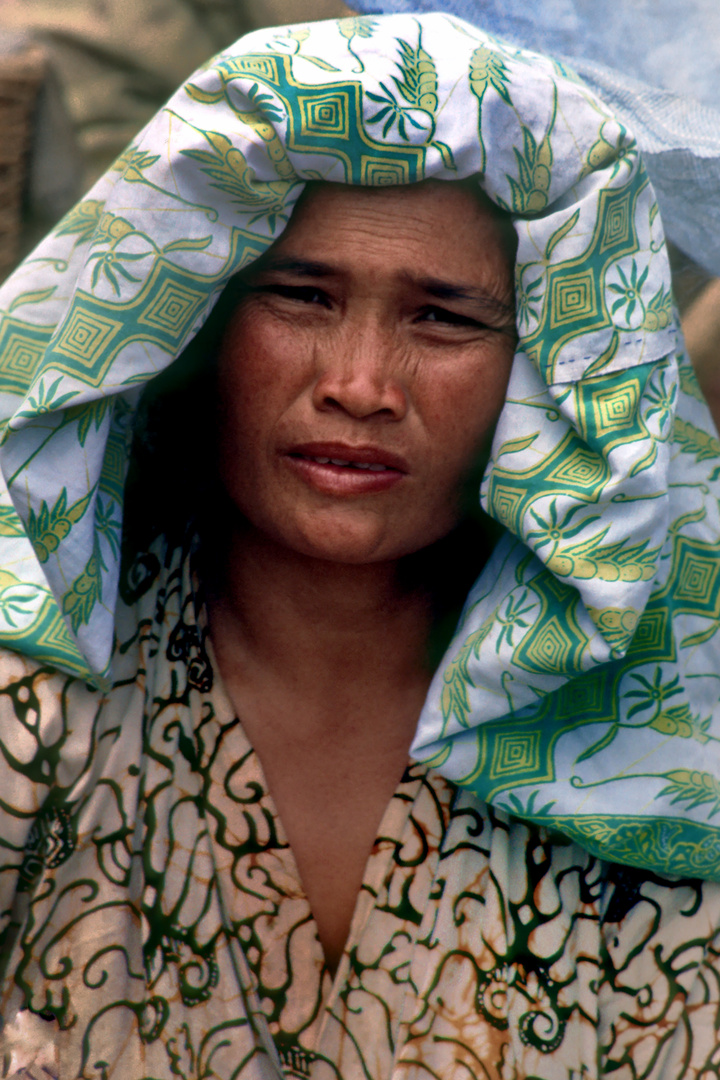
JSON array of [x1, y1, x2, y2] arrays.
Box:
[[314, 368, 408, 420]]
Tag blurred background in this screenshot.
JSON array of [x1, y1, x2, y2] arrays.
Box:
[[0, 0, 354, 276]]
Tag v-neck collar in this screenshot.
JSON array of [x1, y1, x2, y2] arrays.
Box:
[[201, 656, 443, 1073]]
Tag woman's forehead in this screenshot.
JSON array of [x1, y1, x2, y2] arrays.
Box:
[[253, 179, 516, 288], [288, 178, 511, 236]]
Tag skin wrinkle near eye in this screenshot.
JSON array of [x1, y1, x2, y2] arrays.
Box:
[[407, 276, 516, 327], [247, 256, 516, 332]]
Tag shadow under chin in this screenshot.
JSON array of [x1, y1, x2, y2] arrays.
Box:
[[399, 511, 503, 673]]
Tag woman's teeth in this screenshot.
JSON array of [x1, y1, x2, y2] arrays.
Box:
[[310, 456, 389, 471]]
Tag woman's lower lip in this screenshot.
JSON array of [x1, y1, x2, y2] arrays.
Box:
[[284, 454, 405, 495]]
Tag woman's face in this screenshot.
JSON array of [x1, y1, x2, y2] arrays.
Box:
[[216, 180, 516, 564]]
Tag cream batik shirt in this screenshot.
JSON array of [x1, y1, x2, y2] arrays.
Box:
[[2, 537, 720, 1080]]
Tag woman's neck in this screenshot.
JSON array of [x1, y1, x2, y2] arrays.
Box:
[[205, 522, 434, 721], [203, 522, 436, 976]]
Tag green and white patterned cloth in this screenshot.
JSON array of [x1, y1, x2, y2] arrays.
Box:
[[0, 12, 718, 878]]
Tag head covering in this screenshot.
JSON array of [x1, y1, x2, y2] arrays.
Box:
[[351, 0, 720, 279], [0, 12, 718, 878]]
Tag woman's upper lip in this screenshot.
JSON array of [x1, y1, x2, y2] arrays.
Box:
[[284, 441, 409, 472]]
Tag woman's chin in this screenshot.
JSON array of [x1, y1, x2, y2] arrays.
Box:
[[277, 528, 400, 566], [259, 510, 456, 568], [242, 514, 409, 566]]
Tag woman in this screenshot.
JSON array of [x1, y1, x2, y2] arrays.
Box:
[[1, 12, 720, 1079]]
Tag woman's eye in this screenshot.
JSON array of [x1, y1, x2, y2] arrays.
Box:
[[420, 306, 483, 328], [263, 284, 329, 306]]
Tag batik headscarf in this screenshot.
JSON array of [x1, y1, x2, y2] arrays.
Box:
[[352, 0, 720, 277], [0, 12, 718, 878]]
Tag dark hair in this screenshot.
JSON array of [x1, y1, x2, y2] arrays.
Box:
[[122, 273, 248, 555]]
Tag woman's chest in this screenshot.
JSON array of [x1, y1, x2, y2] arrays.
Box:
[[233, 718, 424, 976], [194, 727, 617, 1080]]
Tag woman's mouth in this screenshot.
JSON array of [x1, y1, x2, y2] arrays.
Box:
[[300, 455, 391, 471], [283, 444, 407, 495]]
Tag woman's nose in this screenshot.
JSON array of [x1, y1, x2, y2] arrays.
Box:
[[311, 323, 408, 421]]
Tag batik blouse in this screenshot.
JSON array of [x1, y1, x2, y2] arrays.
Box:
[[3, 537, 720, 1079]]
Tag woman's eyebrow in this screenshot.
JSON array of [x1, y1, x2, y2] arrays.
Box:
[[252, 256, 335, 277], [413, 276, 515, 320]]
